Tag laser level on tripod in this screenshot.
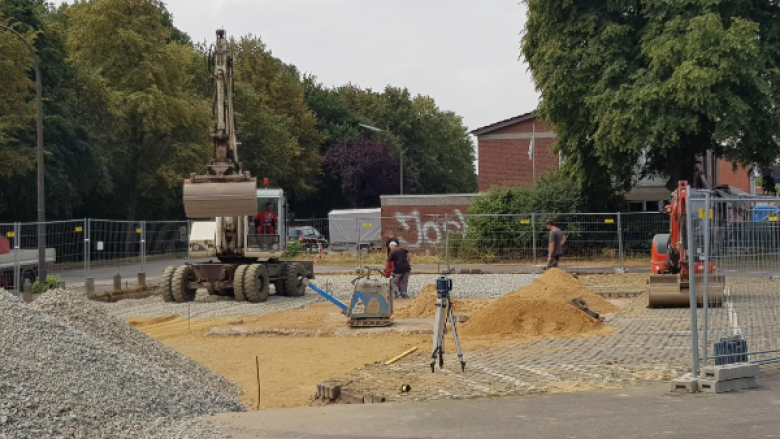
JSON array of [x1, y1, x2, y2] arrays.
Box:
[[431, 275, 465, 373]]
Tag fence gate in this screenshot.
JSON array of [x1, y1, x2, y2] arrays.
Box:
[[689, 192, 780, 371]]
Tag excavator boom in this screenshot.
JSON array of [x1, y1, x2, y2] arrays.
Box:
[[183, 29, 257, 218]]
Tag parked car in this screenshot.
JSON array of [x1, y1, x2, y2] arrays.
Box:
[[288, 226, 329, 251]]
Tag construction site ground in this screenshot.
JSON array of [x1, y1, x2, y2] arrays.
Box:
[[100, 270, 780, 411]]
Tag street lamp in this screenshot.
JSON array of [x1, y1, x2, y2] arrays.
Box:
[[358, 123, 404, 195], [1, 24, 46, 283]]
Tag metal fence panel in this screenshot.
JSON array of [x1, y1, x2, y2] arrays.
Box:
[[690, 193, 780, 367], [88, 219, 142, 268], [0, 223, 18, 291]]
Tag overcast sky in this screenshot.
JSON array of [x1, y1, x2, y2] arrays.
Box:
[[155, 0, 539, 133]]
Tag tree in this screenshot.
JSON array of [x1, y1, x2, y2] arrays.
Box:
[[522, 0, 780, 191], [66, 0, 210, 220], [229, 36, 322, 205], [324, 138, 400, 207]]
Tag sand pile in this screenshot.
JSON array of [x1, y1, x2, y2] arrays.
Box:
[[462, 268, 617, 338], [394, 285, 490, 319]]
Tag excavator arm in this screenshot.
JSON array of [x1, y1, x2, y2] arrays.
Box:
[[183, 29, 257, 219]]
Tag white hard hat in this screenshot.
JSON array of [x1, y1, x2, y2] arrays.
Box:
[[389, 241, 398, 248]]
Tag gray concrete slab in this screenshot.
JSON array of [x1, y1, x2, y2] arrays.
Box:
[[207, 369, 780, 439]]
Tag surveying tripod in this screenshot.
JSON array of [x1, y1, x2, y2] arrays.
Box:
[[431, 275, 466, 373]]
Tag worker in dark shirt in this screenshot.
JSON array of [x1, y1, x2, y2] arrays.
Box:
[[387, 241, 412, 299], [383, 230, 400, 278], [546, 219, 566, 269]]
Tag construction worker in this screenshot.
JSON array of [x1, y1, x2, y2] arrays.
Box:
[[387, 241, 412, 299], [546, 219, 566, 269], [384, 230, 400, 278], [254, 202, 277, 235]]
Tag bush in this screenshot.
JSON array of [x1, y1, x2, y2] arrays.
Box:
[[33, 275, 58, 295], [283, 240, 303, 258]]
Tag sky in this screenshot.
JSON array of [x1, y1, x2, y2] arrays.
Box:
[[155, 0, 540, 133]]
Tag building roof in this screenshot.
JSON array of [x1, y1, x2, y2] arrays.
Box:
[[470, 111, 537, 136]]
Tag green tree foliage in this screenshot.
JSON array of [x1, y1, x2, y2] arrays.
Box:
[[66, 0, 210, 219], [522, 0, 780, 191], [0, 0, 477, 221], [229, 36, 322, 203], [303, 80, 478, 216]]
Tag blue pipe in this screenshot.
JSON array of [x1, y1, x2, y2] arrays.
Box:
[[307, 283, 349, 313]]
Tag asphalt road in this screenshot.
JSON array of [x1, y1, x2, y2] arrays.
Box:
[[208, 369, 780, 439]]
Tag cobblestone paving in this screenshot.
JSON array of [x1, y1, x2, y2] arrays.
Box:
[[322, 295, 697, 402]]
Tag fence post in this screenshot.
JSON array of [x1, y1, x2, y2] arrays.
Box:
[[83, 218, 89, 282], [702, 192, 712, 363], [141, 220, 146, 275], [686, 196, 701, 376], [13, 222, 20, 294], [617, 212, 624, 269], [531, 213, 537, 266], [445, 213, 450, 270], [356, 217, 361, 269]]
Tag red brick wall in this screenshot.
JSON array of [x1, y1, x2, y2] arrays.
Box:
[[717, 159, 751, 192], [380, 205, 470, 249], [477, 117, 559, 192]]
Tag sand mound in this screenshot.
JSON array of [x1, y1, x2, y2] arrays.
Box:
[[394, 285, 490, 319], [395, 284, 440, 318], [462, 268, 617, 337]]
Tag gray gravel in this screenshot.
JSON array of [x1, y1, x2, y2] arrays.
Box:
[[101, 274, 540, 319], [31, 289, 242, 400], [0, 289, 242, 439]]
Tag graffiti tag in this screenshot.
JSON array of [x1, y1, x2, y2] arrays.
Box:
[[393, 210, 467, 248]]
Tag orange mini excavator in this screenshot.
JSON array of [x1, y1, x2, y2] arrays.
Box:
[[647, 181, 725, 307]]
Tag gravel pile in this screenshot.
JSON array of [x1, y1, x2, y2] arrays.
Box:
[[101, 274, 540, 319], [31, 289, 241, 400], [0, 289, 242, 439]]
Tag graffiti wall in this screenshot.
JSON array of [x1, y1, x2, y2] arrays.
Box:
[[380, 194, 478, 250]]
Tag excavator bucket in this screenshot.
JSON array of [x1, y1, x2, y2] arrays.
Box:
[[183, 178, 257, 219], [647, 274, 725, 308]]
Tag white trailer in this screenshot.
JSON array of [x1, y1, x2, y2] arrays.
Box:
[[328, 208, 382, 252]]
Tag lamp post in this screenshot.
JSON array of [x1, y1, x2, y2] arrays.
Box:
[[1, 24, 46, 282], [358, 123, 404, 195]]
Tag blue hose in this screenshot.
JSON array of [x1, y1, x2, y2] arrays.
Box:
[[307, 283, 349, 313]]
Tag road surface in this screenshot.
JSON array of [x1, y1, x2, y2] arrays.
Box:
[[208, 368, 780, 439]]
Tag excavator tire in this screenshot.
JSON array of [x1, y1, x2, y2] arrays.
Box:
[[234, 265, 248, 301], [244, 264, 270, 303], [160, 266, 176, 302], [171, 265, 197, 303], [282, 263, 307, 297]]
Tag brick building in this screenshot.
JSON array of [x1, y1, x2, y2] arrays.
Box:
[[472, 112, 754, 210], [471, 112, 559, 191]]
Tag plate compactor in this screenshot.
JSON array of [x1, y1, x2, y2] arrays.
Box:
[[308, 267, 393, 327]]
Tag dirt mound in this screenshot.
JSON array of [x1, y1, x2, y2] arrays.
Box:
[[395, 284, 440, 318], [461, 268, 617, 338]]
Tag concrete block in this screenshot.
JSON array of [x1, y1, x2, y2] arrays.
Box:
[[113, 274, 122, 292], [138, 272, 147, 288], [699, 376, 757, 394], [670, 376, 699, 393], [56, 281, 65, 289], [700, 363, 759, 382], [338, 391, 364, 404], [22, 280, 33, 303], [86, 277, 95, 294]]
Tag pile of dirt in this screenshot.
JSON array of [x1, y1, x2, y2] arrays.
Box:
[[395, 284, 441, 318], [462, 268, 618, 337]]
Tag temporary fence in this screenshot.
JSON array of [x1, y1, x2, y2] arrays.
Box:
[[0, 219, 189, 293], [687, 191, 780, 373], [292, 212, 667, 267]]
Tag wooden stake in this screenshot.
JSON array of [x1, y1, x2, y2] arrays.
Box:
[[255, 356, 261, 410]]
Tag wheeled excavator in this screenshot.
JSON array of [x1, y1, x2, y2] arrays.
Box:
[[160, 29, 313, 303], [647, 181, 726, 307]]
